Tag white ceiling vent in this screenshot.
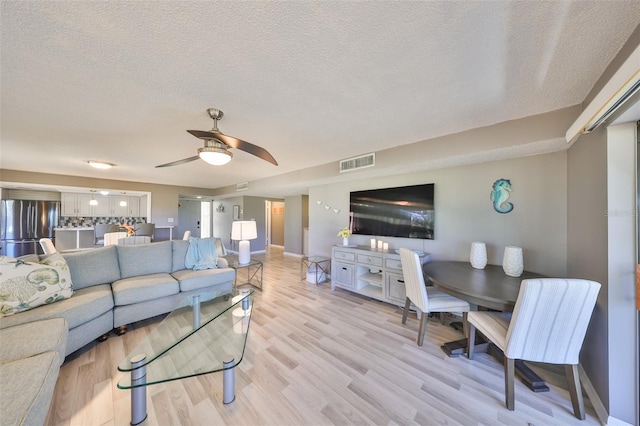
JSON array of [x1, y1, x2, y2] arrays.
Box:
[[339, 153, 375, 173], [236, 182, 249, 191]]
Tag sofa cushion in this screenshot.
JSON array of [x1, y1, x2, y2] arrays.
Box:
[[0, 284, 114, 331], [171, 268, 236, 292], [0, 254, 73, 316], [0, 351, 60, 426], [0, 318, 67, 366], [63, 246, 121, 290], [111, 273, 179, 306], [116, 241, 172, 279]]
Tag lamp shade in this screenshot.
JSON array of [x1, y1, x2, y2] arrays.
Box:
[[231, 221, 257, 241]]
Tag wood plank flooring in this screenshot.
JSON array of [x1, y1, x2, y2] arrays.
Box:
[[45, 246, 602, 425]]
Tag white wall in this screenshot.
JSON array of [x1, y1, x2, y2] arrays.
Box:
[[567, 122, 639, 425], [605, 123, 637, 424], [309, 151, 568, 276]]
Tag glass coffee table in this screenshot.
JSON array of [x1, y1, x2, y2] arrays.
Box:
[[117, 288, 254, 425]]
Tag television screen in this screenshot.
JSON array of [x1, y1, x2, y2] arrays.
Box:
[[350, 183, 435, 239]]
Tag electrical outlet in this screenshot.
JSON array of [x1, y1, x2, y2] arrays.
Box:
[[168, 218, 174, 223]]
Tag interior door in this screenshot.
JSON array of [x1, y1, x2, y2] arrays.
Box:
[[178, 200, 201, 238]]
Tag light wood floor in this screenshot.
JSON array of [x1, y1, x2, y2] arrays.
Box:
[[45, 246, 601, 425]]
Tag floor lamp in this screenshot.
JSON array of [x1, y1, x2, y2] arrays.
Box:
[[231, 221, 257, 265]]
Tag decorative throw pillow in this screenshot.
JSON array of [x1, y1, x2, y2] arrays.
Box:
[[0, 253, 73, 316]]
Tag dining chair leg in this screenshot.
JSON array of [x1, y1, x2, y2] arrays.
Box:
[[467, 323, 476, 359], [504, 357, 515, 410], [402, 297, 411, 324], [462, 311, 468, 337], [439, 312, 445, 324], [417, 311, 428, 346], [565, 364, 585, 420]]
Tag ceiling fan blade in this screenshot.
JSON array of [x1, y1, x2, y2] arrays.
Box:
[[155, 155, 200, 168], [215, 133, 278, 166], [187, 130, 222, 140]]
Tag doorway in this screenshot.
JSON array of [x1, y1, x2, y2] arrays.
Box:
[[178, 199, 202, 238], [264, 200, 285, 247]]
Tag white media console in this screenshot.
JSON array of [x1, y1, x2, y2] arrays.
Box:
[[330, 245, 430, 306]]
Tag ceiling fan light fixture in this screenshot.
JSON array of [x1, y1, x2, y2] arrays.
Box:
[[198, 146, 232, 166], [88, 160, 114, 169]]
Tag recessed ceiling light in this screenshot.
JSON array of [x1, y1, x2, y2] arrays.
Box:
[[88, 160, 114, 169], [99, 190, 109, 195]]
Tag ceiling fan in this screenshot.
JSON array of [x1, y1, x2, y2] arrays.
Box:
[[156, 108, 278, 168]]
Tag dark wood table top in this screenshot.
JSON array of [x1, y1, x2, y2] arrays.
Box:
[[423, 261, 545, 311]]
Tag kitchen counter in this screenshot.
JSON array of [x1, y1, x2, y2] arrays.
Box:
[[54, 227, 95, 251]]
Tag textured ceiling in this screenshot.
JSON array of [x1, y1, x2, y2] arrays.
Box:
[[1, 1, 639, 196]]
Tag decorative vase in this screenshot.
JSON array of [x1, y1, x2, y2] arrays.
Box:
[[343, 237, 349, 246], [470, 242, 487, 269], [502, 246, 524, 277]]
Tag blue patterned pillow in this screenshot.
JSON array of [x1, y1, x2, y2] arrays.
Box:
[[0, 253, 73, 316]]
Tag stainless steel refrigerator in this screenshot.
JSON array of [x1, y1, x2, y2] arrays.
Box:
[[0, 200, 60, 257]]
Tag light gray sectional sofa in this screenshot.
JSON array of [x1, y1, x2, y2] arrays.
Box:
[[0, 239, 235, 425]]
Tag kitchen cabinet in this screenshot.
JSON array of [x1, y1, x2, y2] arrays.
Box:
[[111, 196, 139, 217], [61, 193, 93, 216], [92, 195, 112, 216], [62, 193, 142, 217]]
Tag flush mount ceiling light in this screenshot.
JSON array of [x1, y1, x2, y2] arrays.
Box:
[[198, 142, 233, 166], [87, 160, 114, 169]]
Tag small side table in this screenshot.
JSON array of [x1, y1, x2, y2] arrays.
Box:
[[301, 256, 331, 285], [226, 256, 263, 290]]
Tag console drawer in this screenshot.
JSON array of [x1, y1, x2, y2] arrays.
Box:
[[333, 250, 355, 262], [356, 254, 383, 267], [385, 258, 403, 271]]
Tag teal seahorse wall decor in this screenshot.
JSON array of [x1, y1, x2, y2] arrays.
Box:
[[490, 178, 514, 214]]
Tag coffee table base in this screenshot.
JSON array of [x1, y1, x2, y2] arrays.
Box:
[[223, 356, 235, 404], [130, 355, 147, 426], [128, 353, 238, 424]]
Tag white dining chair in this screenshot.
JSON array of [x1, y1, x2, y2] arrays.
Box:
[[399, 248, 471, 346], [182, 230, 191, 240], [104, 232, 127, 246], [467, 278, 601, 419], [117, 236, 151, 245], [39, 238, 57, 255]]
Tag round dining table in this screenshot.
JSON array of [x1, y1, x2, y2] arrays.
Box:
[[423, 261, 545, 312], [423, 260, 549, 392]]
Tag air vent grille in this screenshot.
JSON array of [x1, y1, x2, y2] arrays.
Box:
[[236, 182, 249, 191], [339, 153, 375, 173]]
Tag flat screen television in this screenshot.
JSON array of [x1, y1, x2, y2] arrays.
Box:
[[350, 183, 435, 239]]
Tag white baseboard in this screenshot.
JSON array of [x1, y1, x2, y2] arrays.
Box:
[[284, 251, 304, 258]]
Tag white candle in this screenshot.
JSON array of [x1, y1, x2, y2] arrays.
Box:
[[383, 242, 389, 251], [370, 238, 376, 248], [377, 241, 383, 249]]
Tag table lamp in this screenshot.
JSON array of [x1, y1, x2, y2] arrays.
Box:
[[231, 220, 257, 265]]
